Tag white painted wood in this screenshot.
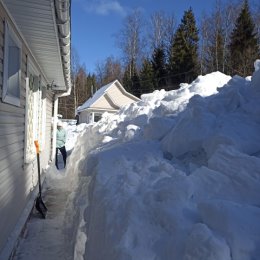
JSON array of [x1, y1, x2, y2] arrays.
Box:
[[78, 80, 140, 123], [93, 94, 118, 109], [0, 1, 68, 257]]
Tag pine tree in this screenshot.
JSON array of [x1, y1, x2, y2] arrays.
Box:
[[151, 47, 167, 90], [168, 8, 199, 86], [229, 0, 259, 76], [139, 58, 154, 94]]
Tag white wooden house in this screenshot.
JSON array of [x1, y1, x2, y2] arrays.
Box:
[[0, 0, 71, 258], [77, 80, 140, 123]]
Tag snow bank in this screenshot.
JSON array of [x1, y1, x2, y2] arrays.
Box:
[[68, 68, 260, 260], [251, 59, 260, 90]]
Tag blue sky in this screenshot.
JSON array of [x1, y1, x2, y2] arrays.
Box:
[[71, 0, 233, 74]]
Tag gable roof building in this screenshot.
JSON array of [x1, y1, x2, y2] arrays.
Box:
[[77, 80, 140, 123]]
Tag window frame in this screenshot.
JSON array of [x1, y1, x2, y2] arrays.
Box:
[[94, 112, 102, 122], [2, 20, 22, 107]]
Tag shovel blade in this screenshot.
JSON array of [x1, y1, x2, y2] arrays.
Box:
[[36, 196, 48, 219]]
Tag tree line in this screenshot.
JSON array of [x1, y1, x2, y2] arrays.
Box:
[[59, 0, 260, 119]]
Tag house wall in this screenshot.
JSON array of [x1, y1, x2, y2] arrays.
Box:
[[79, 110, 90, 123], [92, 94, 117, 109], [0, 5, 54, 254], [41, 90, 54, 167], [92, 85, 137, 110], [79, 109, 117, 124], [78, 82, 140, 124], [107, 85, 138, 107]]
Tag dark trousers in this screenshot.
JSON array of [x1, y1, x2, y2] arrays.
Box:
[[55, 146, 67, 169]]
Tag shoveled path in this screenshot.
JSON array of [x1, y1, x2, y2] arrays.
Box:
[[11, 164, 76, 260]]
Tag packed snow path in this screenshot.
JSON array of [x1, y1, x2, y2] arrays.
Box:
[[10, 122, 88, 260], [11, 168, 76, 260]]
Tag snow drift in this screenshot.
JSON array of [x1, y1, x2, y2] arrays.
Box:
[[68, 61, 260, 260]]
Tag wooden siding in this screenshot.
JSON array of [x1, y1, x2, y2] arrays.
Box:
[[93, 94, 118, 109], [107, 85, 137, 107], [0, 17, 3, 98], [0, 34, 27, 253], [41, 90, 54, 166], [79, 110, 90, 123], [0, 5, 54, 254], [91, 84, 137, 110], [79, 81, 139, 124]]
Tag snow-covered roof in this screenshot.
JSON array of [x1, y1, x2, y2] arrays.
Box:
[[77, 79, 139, 112], [78, 81, 115, 111]]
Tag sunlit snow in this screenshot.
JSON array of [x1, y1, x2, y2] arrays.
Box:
[[12, 60, 260, 260]]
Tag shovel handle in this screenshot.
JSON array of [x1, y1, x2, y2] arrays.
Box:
[[34, 140, 40, 154]]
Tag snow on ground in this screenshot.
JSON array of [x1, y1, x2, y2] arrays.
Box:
[[11, 122, 85, 260], [12, 61, 260, 260]]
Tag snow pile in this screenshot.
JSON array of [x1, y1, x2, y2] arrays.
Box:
[[63, 120, 88, 152], [68, 66, 260, 260]]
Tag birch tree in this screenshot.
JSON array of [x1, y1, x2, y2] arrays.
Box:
[[229, 0, 258, 76], [148, 11, 176, 60], [199, 0, 240, 74], [117, 9, 144, 76]]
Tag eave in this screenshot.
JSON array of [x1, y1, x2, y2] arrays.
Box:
[[2, 0, 71, 95]]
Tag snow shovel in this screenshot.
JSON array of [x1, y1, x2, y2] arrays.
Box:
[[34, 140, 47, 219]]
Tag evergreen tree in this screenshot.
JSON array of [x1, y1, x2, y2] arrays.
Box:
[[122, 60, 141, 97], [199, 1, 237, 75], [131, 66, 142, 98], [139, 58, 154, 94], [229, 0, 259, 76], [168, 8, 199, 87], [151, 47, 167, 90], [86, 73, 97, 96]]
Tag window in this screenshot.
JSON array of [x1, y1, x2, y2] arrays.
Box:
[[2, 20, 22, 106], [94, 113, 102, 122]]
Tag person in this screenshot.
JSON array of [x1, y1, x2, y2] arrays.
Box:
[[75, 114, 79, 125], [55, 121, 67, 169]]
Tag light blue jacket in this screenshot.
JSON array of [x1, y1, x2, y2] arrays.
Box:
[[56, 128, 66, 148]]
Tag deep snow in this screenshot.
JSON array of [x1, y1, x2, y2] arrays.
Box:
[[12, 61, 260, 260]]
